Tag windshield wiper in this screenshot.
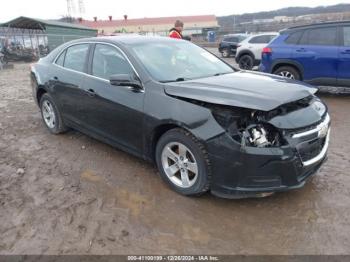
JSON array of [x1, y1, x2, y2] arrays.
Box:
[[213, 72, 231, 76], [160, 77, 190, 83]]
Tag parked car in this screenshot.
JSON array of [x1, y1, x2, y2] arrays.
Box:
[[218, 34, 249, 58], [31, 36, 330, 199], [259, 21, 350, 88], [235, 33, 278, 70], [0, 37, 7, 64]]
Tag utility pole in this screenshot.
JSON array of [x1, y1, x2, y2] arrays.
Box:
[[233, 16, 236, 33], [66, 0, 74, 17], [78, 0, 85, 16]]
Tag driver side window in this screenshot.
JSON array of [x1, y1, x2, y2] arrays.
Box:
[[92, 44, 134, 80]]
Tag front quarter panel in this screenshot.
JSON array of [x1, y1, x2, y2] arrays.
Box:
[[143, 81, 225, 154]]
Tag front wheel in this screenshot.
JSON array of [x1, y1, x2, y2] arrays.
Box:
[[273, 66, 301, 80], [0, 55, 7, 65], [155, 128, 211, 196]]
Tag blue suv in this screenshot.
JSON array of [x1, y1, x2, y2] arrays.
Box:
[[259, 21, 350, 88]]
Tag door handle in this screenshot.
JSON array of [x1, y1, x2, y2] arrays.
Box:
[[86, 88, 96, 97], [51, 76, 58, 80], [341, 49, 350, 54], [296, 48, 307, 52]]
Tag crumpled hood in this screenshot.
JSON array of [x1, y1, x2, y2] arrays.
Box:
[[164, 71, 317, 111]]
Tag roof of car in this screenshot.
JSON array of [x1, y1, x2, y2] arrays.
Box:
[[44, 35, 186, 63], [223, 33, 249, 37], [246, 32, 278, 38], [75, 35, 181, 45], [281, 20, 350, 33]]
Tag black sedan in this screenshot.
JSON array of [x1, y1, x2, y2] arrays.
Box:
[[218, 34, 248, 58], [31, 36, 330, 198]]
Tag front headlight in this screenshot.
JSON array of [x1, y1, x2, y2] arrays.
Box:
[[242, 123, 286, 148], [210, 106, 285, 148]]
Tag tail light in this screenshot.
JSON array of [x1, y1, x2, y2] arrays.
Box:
[[262, 47, 272, 54], [237, 44, 241, 48]]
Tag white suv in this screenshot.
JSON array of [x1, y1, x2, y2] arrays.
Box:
[[235, 33, 278, 70]]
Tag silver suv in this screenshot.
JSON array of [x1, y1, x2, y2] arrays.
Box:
[[236, 33, 278, 70]]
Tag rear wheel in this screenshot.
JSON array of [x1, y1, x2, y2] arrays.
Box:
[[40, 93, 68, 134], [155, 128, 211, 196], [238, 54, 254, 70], [222, 48, 231, 58], [273, 66, 301, 80]]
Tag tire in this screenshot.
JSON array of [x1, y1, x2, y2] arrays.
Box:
[[39, 93, 68, 134], [273, 66, 301, 80], [222, 48, 231, 58], [155, 128, 211, 196], [0, 55, 7, 65], [238, 54, 254, 70]]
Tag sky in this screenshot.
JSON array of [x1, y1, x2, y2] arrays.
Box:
[[0, 0, 348, 22]]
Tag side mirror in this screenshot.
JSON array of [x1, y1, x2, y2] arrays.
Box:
[[109, 74, 142, 90]]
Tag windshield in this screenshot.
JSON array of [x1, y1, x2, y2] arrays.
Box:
[[131, 41, 234, 82]]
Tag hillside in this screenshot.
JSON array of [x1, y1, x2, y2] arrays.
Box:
[[218, 3, 350, 32]]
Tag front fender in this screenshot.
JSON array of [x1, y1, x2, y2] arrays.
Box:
[[235, 49, 255, 63], [144, 87, 225, 142]]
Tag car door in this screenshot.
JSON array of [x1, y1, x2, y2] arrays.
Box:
[[50, 43, 90, 125], [292, 26, 338, 86], [338, 25, 350, 87], [81, 43, 145, 153]]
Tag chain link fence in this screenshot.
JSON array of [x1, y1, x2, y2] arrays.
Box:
[[0, 30, 94, 64]]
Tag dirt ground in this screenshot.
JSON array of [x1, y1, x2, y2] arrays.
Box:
[[0, 63, 350, 255]]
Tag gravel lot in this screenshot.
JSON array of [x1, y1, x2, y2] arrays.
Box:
[[0, 62, 350, 255]]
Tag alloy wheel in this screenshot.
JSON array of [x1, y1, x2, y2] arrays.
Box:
[[161, 142, 198, 188], [239, 56, 253, 70], [42, 100, 56, 129], [278, 71, 295, 79], [222, 49, 230, 57]]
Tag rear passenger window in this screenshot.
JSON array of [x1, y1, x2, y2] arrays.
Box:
[[268, 35, 277, 42], [55, 50, 66, 66], [285, 31, 303, 44], [63, 44, 89, 72], [343, 27, 350, 46], [300, 27, 337, 46], [224, 37, 238, 42], [249, 35, 272, 44]]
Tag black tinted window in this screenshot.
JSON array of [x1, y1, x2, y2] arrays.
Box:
[[64, 44, 89, 72], [249, 35, 274, 44], [300, 27, 337, 46], [55, 50, 66, 66], [285, 31, 303, 44], [224, 37, 238, 42], [92, 44, 133, 80], [343, 26, 350, 46]]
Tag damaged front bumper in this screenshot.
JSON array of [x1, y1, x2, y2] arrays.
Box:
[[206, 115, 330, 199]]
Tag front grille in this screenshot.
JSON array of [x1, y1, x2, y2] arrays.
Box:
[[287, 113, 330, 166], [297, 136, 327, 162]]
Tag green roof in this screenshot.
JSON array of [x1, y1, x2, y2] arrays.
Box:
[[0, 16, 96, 32]]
